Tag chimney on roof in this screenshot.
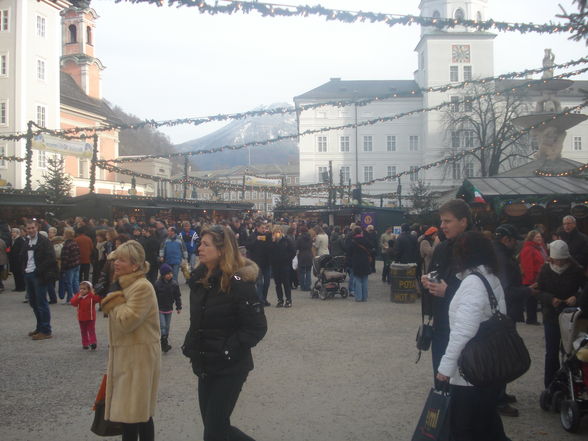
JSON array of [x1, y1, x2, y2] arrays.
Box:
[[330, 77, 341, 82]]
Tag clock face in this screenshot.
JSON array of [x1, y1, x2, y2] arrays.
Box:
[[452, 44, 471, 63]]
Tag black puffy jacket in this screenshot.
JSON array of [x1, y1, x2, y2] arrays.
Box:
[[154, 277, 182, 312], [183, 259, 267, 377], [537, 262, 587, 325]]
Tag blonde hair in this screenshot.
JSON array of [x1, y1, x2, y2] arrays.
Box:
[[63, 227, 75, 240], [199, 225, 245, 292], [525, 230, 540, 242], [112, 240, 148, 274]]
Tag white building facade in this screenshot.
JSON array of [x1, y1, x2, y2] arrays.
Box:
[[0, 0, 69, 189], [296, 0, 588, 206]]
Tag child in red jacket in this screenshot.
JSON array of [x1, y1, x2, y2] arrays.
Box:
[[70, 281, 102, 350]]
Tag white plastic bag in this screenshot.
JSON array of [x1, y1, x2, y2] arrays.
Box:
[[292, 255, 298, 271]]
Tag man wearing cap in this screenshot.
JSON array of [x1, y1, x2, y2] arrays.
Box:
[[561, 215, 588, 270], [159, 227, 188, 282], [492, 223, 537, 417]]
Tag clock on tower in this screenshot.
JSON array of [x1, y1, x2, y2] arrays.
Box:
[[452, 44, 471, 63]]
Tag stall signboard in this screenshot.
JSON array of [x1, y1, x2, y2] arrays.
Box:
[[527, 204, 546, 217], [361, 212, 376, 228], [32, 134, 93, 158], [243, 176, 281, 187], [571, 204, 588, 219], [503, 203, 528, 217]]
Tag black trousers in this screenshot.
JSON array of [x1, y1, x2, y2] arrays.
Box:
[[79, 263, 91, 282], [121, 418, 154, 441], [525, 293, 538, 323], [198, 373, 255, 441], [450, 384, 508, 441], [544, 321, 561, 388], [273, 265, 292, 302]]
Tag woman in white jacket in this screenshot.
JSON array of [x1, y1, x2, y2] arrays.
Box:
[[436, 231, 510, 441]]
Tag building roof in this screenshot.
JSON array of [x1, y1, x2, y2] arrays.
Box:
[[465, 176, 588, 197], [189, 163, 299, 179], [496, 79, 588, 99], [498, 158, 587, 177], [294, 79, 422, 102], [60, 72, 120, 124]]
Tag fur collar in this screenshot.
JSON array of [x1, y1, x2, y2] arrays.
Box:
[[191, 258, 259, 285], [116, 267, 148, 289]]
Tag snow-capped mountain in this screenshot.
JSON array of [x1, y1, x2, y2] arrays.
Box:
[[175, 104, 298, 170]]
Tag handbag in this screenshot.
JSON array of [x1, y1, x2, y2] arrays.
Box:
[[411, 387, 451, 441], [91, 375, 123, 437], [415, 317, 433, 363], [457, 272, 531, 387]]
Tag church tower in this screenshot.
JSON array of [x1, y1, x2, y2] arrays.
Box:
[[60, 1, 104, 99], [415, 0, 496, 189]]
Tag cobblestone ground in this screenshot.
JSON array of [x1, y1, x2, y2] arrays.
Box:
[[1, 262, 587, 441]]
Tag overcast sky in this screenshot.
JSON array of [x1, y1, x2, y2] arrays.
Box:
[[91, 0, 588, 144]]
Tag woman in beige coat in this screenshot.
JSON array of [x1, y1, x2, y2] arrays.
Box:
[[101, 240, 161, 441]]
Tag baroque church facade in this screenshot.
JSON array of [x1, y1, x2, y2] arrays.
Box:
[[295, 0, 588, 206]]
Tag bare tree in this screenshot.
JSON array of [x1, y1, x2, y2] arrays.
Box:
[[441, 81, 532, 178], [559, 0, 588, 45]]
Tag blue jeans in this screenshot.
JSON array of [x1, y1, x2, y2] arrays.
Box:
[[353, 275, 368, 301], [170, 263, 180, 282], [348, 269, 355, 293], [159, 312, 172, 338], [47, 282, 57, 303], [255, 266, 271, 302], [299, 266, 311, 291], [25, 272, 51, 334], [60, 266, 80, 301]]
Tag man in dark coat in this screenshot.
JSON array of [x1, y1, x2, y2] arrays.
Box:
[[393, 223, 419, 264], [346, 227, 374, 302], [561, 215, 588, 270], [20, 220, 58, 340], [246, 222, 272, 306]]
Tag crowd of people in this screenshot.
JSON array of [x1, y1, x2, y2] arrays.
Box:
[[2, 205, 588, 440]]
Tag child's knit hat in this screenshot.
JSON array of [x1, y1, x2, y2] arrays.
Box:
[[160, 263, 173, 276]]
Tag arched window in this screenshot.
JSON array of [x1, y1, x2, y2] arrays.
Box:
[[476, 11, 482, 22], [87, 26, 92, 45], [454, 8, 465, 21], [432, 10, 441, 19], [68, 24, 77, 43]]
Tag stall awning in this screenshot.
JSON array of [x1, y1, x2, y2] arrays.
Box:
[[464, 176, 588, 197]]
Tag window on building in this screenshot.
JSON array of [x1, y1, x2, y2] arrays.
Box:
[[432, 10, 441, 19], [387, 166, 397, 179], [37, 59, 45, 81], [79, 158, 89, 178], [450, 96, 460, 112], [464, 162, 474, 178], [267, 204, 273, 212], [387, 135, 396, 152], [252, 191, 258, 199], [531, 136, 539, 151], [340, 166, 350, 183], [0, 53, 7, 76], [463, 130, 475, 148], [410, 166, 419, 182], [364, 166, 373, 182], [363, 135, 373, 152], [68, 24, 77, 43], [38, 150, 47, 169], [0, 144, 6, 167], [245, 191, 251, 199], [464, 96, 473, 112], [451, 131, 460, 149], [317, 136, 327, 152], [0, 10, 8, 32], [463, 66, 472, 81], [476, 11, 483, 21], [87, 26, 92, 45], [450, 66, 459, 82], [454, 8, 465, 20], [409, 136, 419, 151], [452, 163, 461, 180], [0, 101, 7, 125], [574, 136, 582, 151], [36, 105, 46, 128], [36, 15, 46, 37], [340, 135, 350, 152], [318, 166, 329, 183], [316, 110, 327, 119]]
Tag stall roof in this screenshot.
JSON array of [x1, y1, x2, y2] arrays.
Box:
[[465, 176, 588, 197]]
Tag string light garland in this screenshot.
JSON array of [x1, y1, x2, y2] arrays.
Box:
[[2, 55, 587, 143], [99, 66, 588, 164], [113, 0, 577, 35], [535, 162, 588, 177]]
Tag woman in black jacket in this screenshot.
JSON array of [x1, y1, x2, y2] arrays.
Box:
[[269, 226, 296, 307], [296, 226, 313, 292], [183, 225, 267, 441]]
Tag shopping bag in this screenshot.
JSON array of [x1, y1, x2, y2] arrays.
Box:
[[411, 387, 451, 441], [91, 374, 123, 437], [292, 255, 298, 271]]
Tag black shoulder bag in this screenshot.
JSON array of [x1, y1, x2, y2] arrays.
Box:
[[415, 315, 433, 363], [457, 272, 531, 387]]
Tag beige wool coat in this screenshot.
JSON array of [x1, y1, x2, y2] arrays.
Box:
[[101, 269, 161, 424]]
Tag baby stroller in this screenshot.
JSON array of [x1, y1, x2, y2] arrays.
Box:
[[540, 307, 588, 432], [311, 255, 348, 300]]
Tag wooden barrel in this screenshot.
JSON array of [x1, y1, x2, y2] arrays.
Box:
[[389, 263, 417, 303]]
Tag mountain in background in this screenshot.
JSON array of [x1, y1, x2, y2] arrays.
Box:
[[175, 104, 299, 171]]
